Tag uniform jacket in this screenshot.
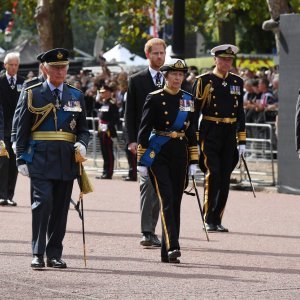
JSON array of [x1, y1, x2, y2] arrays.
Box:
[[0, 73, 25, 138], [16, 81, 90, 181], [98, 98, 119, 138], [124, 68, 161, 144], [137, 87, 199, 165], [192, 71, 246, 144], [11, 75, 45, 142]]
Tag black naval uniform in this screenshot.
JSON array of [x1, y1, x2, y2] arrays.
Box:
[[193, 70, 246, 227], [98, 98, 119, 179], [16, 81, 90, 259], [137, 87, 198, 261]]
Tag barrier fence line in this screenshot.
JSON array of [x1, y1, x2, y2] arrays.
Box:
[[86, 118, 277, 186]]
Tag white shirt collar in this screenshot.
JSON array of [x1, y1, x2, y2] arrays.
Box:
[[47, 80, 64, 93], [149, 67, 162, 84], [6, 72, 17, 82]]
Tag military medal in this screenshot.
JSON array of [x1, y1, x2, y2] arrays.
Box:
[[222, 81, 227, 87], [55, 98, 61, 109], [70, 118, 76, 130]]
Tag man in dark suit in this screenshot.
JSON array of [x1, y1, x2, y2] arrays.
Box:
[[16, 48, 90, 269], [124, 38, 166, 247], [11, 52, 46, 153], [0, 52, 24, 206]]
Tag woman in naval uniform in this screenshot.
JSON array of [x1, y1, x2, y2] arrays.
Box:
[[137, 58, 199, 263]]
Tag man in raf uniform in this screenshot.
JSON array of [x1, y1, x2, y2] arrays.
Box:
[[192, 44, 246, 232], [16, 48, 90, 269]]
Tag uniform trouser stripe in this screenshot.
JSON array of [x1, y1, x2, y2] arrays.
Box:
[[150, 168, 170, 250], [201, 140, 210, 220]]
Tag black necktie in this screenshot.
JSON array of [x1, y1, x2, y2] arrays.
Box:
[[10, 77, 15, 89], [155, 72, 162, 88], [53, 88, 61, 108]]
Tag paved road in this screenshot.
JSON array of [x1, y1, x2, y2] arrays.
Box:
[[0, 172, 299, 299]]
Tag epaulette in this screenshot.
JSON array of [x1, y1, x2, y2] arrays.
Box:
[[195, 72, 210, 79], [25, 81, 42, 91], [24, 77, 38, 84], [149, 88, 164, 95], [229, 72, 243, 80], [67, 83, 82, 92]]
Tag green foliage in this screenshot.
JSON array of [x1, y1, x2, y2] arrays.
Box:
[[2, 0, 300, 56]]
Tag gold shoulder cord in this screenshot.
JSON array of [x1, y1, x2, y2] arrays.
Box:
[[27, 89, 58, 131], [196, 77, 212, 110]]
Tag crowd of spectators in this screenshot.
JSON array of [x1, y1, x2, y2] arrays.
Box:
[[22, 60, 279, 159]]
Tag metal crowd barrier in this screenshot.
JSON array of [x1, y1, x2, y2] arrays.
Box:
[[86, 118, 277, 186], [233, 122, 277, 186], [86, 117, 126, 169]]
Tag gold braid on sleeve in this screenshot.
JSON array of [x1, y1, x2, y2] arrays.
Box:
[[27, 89, 58, 131], [196, 77, 212, 110]]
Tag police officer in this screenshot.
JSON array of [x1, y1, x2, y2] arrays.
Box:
[[192, 44, 246, 232], [16, 48, 90, 269], [137, 58, 199, 263], [96, 84, 119, 179]]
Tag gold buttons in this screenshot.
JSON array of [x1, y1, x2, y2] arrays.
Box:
[[215, 112, 218, 115], [161, 93, 164, 96], [214, 104, 217, 107], [213, 96, 216, 99], [60, 129, 63, 131], [234, 96, 237, 99], [234, 80, 237, 83], [166, 121, 170, 125], [162, 102, 166, 105], [164, 111, 168, 115], [184, 122, 187, 125], [232, 113, 235, 116]]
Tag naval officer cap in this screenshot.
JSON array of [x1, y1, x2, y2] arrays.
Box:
[[211, 44, 239, 58], [41, 48, 69, 66], [160, 58, 188, 73]]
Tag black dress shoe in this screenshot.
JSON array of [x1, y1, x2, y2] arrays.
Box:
[[7, 199, 17, 206], [123, 176, 137, 182], [216, 224, 229, 232], [97, 174, 112, 179], [168, 249, 181, 260], [150, 234, 161, 247], [0, 199, 7, 206], [203, 223, 217, 232], [31, 255, 45, 269], [46, 257, 67, 268], [140, 234, 152, 246], [161, 257, 180, 264]]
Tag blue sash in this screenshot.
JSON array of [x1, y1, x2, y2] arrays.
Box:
[[140, 91, 192, 167]]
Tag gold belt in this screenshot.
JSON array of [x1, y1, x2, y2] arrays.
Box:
[[155, 130, 185, 138], [32, 131, 76, 143], [202, 116, 237, 124]]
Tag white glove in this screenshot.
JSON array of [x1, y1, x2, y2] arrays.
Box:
[[18, 164, 29, 176], [74, 142, 87, 158], [238, 144, 246, 156], [137, 166, 148, 177], [188, 164, 198, 176], [12, 141, 17, 154]]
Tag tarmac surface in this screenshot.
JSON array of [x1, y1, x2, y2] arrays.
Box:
[[0, 169, 300, 299]]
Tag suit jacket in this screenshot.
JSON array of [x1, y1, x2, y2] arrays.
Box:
[[0, 73, 25, 138], [0, 103, 3, 140], [124, 68, 162, 144], [16, 81, 90, 181]]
